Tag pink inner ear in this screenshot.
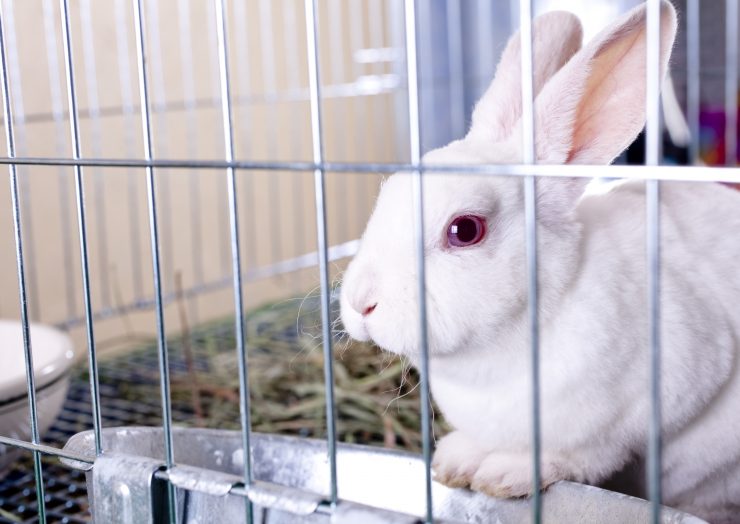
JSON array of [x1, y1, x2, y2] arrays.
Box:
[[568, 27, 647, 164], [530, 1, 676, 167]]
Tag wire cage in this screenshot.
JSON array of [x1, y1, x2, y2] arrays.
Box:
[[0, 0, 737, 523]]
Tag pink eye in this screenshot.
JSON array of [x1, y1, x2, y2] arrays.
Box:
[[447, 215, 486, 248]]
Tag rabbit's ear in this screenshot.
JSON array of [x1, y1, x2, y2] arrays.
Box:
[[533, 0, 677, 165], [466, 11, 583, 144]]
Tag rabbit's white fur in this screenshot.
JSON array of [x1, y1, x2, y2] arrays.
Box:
[[341, 2, 740, 522]]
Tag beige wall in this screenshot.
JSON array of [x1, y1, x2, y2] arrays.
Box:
[[0, 0, 402, 355]]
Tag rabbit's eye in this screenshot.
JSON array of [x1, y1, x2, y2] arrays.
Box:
[[447, 215, 486, 248]]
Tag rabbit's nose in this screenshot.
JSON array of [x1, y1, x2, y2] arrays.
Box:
[[361, 303, 377, 316], [347, 282, 377, 317]]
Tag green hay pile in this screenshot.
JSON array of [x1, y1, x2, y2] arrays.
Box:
[[149, 297, 449, 453]]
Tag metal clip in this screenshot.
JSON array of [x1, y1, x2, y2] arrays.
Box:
[[92, 453, 164, 523]]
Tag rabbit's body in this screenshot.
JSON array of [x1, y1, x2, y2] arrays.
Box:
[[428, 179, 740, 521], [341, 2, 740, 521]]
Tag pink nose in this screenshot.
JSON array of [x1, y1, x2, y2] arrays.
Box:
[[362, 303, 377, 316]]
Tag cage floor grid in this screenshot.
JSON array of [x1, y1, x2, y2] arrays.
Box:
[[0, 321, 233, 523], [0, 298, 432, 523], [0, 304, 286, 523]]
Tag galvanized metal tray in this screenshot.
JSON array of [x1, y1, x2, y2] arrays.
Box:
[[62, 427, 706, 523]]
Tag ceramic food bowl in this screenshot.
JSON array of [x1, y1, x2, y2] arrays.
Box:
[[0, 320, 75, 474]]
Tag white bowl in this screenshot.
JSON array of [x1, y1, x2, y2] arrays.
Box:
[[0, 320, 75, 473]]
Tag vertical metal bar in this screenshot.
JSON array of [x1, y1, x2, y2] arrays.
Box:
[[114, 0, 144, 300], [519, 0, 541, 521], [726, 0, 738, 166], [686, 0, 700, 165], [131, 0, 177, 521], [0, 4, 47, 521], [304, 0, 339, 506], [59, 0, 103, 457], [41, 0, 77, 321], [645, 1, 663, 522], [403, 1, 433, 522], [206, 0, 231, 277], [446, 0, 465, 139], [213, 2, 254, 522], [80, 0, 111, 310], [4, 0, 39, 322]]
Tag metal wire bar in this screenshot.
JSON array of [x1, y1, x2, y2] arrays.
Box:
[[403, 1, 433, 521], [518, 0, 542, 520], [686, 0, 700, 165], [114, 0, 145, 301], [4, 156, 740, 182], [4, 0, 38, 322], [80, 0, 111, 310], [213, 1, 254, 522], [205, 0, 232, 279], [304, 0, 339, 506], [726, 0, 738, 166], [131, 0, 177, 520], [41, 0, 77, 321], [59, 0, 103, 458], [646, 1, 663, 522], [0, 435, 95, 464], [0, 3, 47, 520]]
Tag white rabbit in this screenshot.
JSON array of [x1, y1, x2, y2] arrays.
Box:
[[340, 2, 740, 522]]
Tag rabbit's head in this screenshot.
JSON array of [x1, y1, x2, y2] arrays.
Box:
[[340, 2, 677, 358]]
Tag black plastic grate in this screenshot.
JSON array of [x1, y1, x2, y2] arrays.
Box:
[[0, 318, 249, 523], [0, 297, 429, 523]]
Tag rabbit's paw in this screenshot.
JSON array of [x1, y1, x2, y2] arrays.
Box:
[[470, 452, 567, 498], [432, 431, 489, 489]]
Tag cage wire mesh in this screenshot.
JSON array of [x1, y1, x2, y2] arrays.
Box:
[[0, 0, 737, 523]]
